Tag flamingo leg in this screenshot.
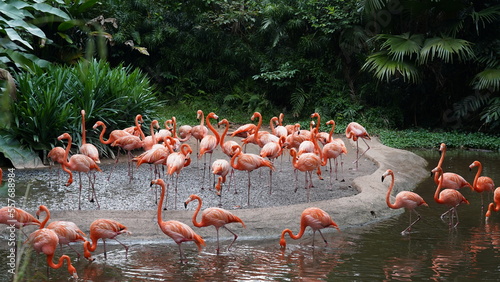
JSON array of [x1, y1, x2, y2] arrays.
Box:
[[247, 171, 252, 206], [269, 169, 273, 194], [216, 228, 220, 255], [78, 172, 82, 210], [114, 238, 129, 259], [223, 226, 239, 252], [353, 138, 370, 169], [318, 230, 328, 245], [107, 147, 121, 181], [103, 239, 107, 260]]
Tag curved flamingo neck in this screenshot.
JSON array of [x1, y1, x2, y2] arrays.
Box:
[[472, 162, 483, 188], [433, 168, 444, 203], [150, 121, 157, 144], [172, 117, 178, 138], [206, 113, 220, 145], [270, 117, 277, 135], [156, 181, 167, 226], [437, 144, 446, 168], [230, 146, 242, 168], [290, 149, 298, 168], [252, 113, 263, 147], [61, 135, 72, 167], [282, 225, 306, 241], [164, 137, 175, 154], [312, 113, 320, 131], [38, 206, 51, 228], [180, 144, 191, 156], [47, 254, 77, 277], [190, 196, 204, 227], [96, 123, 110, 144], [327, 121, 336, 143], [198, 111, 205, 126], [219, 120, 229, 145], [384, 172, 397, 209], [312, 129, 322, 159], [81, 110, 87, 144], [135, 115, 146, 140], [278, 113, 284, 126]]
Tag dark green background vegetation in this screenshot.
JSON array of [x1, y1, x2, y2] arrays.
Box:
[[0, 0, 499, 164]]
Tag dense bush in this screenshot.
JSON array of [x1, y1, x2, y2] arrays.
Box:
[[8, 59, 160, 158]]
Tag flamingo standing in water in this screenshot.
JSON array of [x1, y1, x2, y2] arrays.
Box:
[[150, 179, 205, 262], [279, 207, 340, 248], [469, 160, 495, 207], [432, 143, 473, 190], [79, 109, 100, 164], [432, 166, 469, 228], [25, 228, 78, 278], [83, 219, 130, 260], [184, 194, 245, 254], [0, 206, 40, 236], [345, 122, 370, 170], [36, 205, 88, 259], [230, 144, 274, 206], [58, 133, 101, 210], [198, 112, 220, 189], [382, 169, 428, 235], [166, 143, 193, 209], [321, 120, 347, 184], [485, 187, 500, 222]]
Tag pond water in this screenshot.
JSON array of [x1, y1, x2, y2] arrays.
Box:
[[1, 148, 499, 281]]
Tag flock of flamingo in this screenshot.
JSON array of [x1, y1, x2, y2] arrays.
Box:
[[0, 109, 498, 279]]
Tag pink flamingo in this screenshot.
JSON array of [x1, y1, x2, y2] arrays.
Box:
[[185, 194, 245, 254], [166, 143, 193, 209], [79, 109, 100, 164], [345, 122, 370, 170], [198, 112, 220, 189], [382, 169, 428, 235], [83, 218, 130, 260], [218, 118, 239, 158], [150, 179, 206, 262], [432, 166, 469, 228], [58, 133, 101, 210], [37, 205, 88, 259], [25, 228, 78, 278], [260, 136, 286, 193], [433, 143, 473, 190], [230, 144, 274, 205], [469, 160, 495, 207], [191, 110, 209, 160], [0, 206, 40, 236], [485, 187, 500, 222], [280, 207, 340, 248], [321, 120, 347, 184], [212, 158, 231, 198]]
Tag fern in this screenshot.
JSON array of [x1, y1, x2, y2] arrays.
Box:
[[452, 92, 491, 119]]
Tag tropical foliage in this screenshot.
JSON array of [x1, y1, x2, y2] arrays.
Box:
[[8, 59, 160, 159]]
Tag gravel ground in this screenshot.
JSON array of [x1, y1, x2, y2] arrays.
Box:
[[1, 126, 428, 241]]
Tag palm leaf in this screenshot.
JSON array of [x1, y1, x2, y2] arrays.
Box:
[[362, 51, 420, 83], [378, 33, 423, 61], [470, 5, 500, 34], [472, 68, 500, 91], [419, 36, 474, 64]]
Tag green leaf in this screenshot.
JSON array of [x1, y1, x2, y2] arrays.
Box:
[[420, 36, 474, 64], [472, 68, 500, 91], [0, 134, 44, 169], [32, 3, 70, 20], [4, 28, 33, 49]]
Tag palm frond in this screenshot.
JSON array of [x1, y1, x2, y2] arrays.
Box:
[[472, 68, 500, 91], [362, 51, 420, 83], [470, 5, 500, 34], [377, 33, 424, 62], [419, 36, 475, 64]]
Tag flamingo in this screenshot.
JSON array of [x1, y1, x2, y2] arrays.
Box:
[[184, 194, 245, 254], [150, 179, 206, 262], [36, 205, 88, 259], [178, 124, 193, 141], [321, 120, 347, 184], [382, 169, 428, 235], [469, 160, 495, 207], [79, 109, 100, 164], [198, 112, 220, 189], [143, 119, 160, 151], [260, 136, 286, 193], [432, 143, 473, 190], [25, 228, 78, 278], [212, 159, 231, 197], [47, 146, 66, 181], [92, 120, 131, 145], [289, 128, 323, 201], [218, 118, 239, 158], [279, 207, 340, 248], [345, 122, 370, 170], [485, 187, 500, 222], [432, 166, 469, 228], [155, 120, 173, 141], [83, 218, 130, 261], [191, 110, 209, 160], [242, 112, 278, 148], [230, 123, 256, 138], [230, 144, 274, 206], [123, 114, 144, 137], [166, 143, 193, 209], [279, 113, 295, 135], [270, 116, 288, 138], [0, 206, 40, 236], [57, 133, 101, 210]]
